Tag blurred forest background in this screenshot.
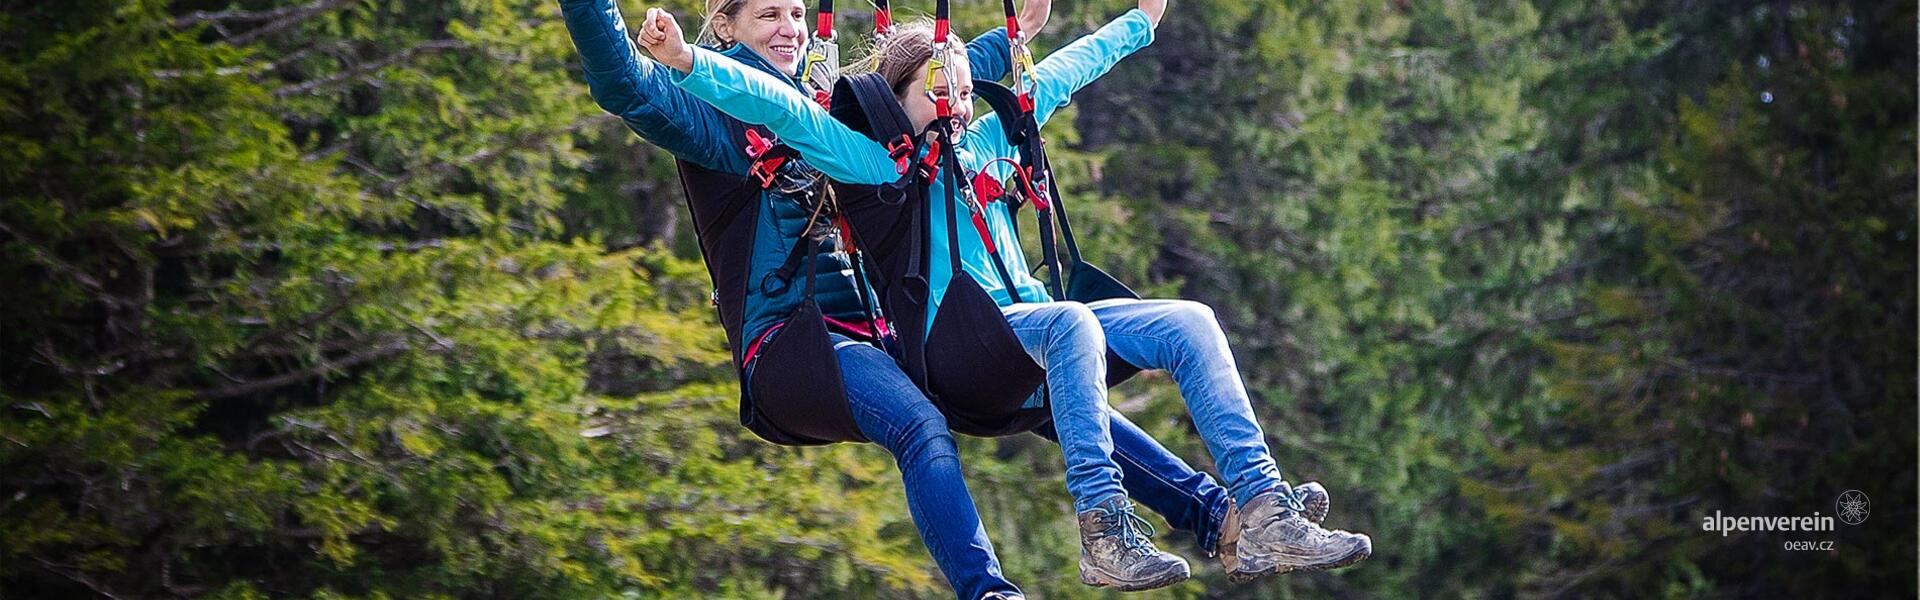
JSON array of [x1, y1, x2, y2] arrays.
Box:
[[2, 0, 1915, 597]]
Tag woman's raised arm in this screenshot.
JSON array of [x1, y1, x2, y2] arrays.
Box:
[[558, 0, 737, 171]]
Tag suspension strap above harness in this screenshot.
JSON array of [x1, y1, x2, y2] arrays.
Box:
[[927, 0, 1025, 304], [803, 0, 839, 106], [874, 0, 894, 34]]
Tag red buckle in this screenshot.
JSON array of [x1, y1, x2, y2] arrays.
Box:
[[916, 138, 942, 180], [812, 88, 832, 108], [970, 209, 996, 255], [835, 213, 857, 249], [886, 135, 915, 175], [1019, 166, 1050, 211], [885, 135, 942, 180], [745, 129, 787, 188], [971, 170, 1004, 203]]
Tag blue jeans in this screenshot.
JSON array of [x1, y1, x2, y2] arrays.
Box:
[[1091, 298, 1285, 506], [1001, 303, 1128, 512], [835, 334, 1019, 599], [837, 327, 1237, 599], [1011, 299, 1286, 507], [1030, 408, 1235, 554]]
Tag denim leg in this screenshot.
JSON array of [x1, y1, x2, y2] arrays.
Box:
[[999, 302, 1128, 513], [1030, 407, 1234, 554], [1088, 299, 1285, 507], [835, 335, 1020, 599]]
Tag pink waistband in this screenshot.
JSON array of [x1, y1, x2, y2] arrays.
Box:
[[740, 316, 891, 368]]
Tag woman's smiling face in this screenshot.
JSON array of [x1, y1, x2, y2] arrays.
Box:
[[713, 0, 807, 75]]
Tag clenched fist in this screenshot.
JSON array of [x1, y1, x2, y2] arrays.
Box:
[[633, 7, 694, 72]]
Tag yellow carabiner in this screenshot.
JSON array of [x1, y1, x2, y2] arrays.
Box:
[[923, 53, 947, 96], [1008, 42, 1040, 96]]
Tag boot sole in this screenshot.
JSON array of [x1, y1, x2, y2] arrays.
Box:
[[1225, 539, 1372, 583], [1079, 560, 1192, 592]]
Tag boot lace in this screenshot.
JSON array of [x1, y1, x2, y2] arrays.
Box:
[[1094, 502, 1160, 557]]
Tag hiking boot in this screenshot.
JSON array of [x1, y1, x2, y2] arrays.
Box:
[[1227, 489, 1371, 583], [1216, 481, 1332, 572], [1295, 481, 1331, 524], [1077, 496, 1191, 591]]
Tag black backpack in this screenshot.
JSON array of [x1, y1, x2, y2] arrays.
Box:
[[826, 72, 1051, 437]]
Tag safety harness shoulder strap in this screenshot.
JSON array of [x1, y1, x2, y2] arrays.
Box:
[[971, 79, 1064, 299], [932, 124, 1026, 304]]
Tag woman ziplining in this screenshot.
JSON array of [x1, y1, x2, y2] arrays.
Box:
[[557, 0, 1321, 596], [629, 0, 1374, 586]]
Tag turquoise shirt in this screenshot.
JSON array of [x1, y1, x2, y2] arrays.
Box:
[[672, 9, 1157, 328]]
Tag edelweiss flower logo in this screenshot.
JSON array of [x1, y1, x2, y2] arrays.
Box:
[[1837, 490, 1869, 525]]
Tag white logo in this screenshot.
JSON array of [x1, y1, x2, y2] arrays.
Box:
[[1837, 490, 1869, 525]]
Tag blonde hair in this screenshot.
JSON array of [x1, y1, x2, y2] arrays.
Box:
[[850, 18, 968, 97], [695, 0, 751, 47]]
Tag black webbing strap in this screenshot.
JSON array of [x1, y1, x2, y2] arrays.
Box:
[[762, 210, 824, 297], [833, 200, 891, 354], [973, 79, 1063, 299], [933, 118, 1025, 305]]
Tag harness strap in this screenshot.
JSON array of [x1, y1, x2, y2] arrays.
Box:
[[934, 123, 1025, 305], [1046, 148, 1087, 265], [834, 205, 893, 348], [815, 0, 833, 38]]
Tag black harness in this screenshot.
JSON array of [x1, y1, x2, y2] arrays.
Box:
[[827, 73, 1051, 437], [971, 79, 1145, 387], [674, 119, 874, 446]]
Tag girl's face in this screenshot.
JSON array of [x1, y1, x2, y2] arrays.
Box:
[[897, 49, 974, 138], [713, 0, 807, 75]]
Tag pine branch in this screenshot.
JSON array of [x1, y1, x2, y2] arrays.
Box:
[[370, 114, 613, 196], [197, 335, 425, 400], [177, 0, 364, 46], [271, 38, 467, 98], [173, 0, 353, 28], [0, 219, 106, 293]]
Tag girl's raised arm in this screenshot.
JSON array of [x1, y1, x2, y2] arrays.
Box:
[[638, 8, 900, 186], [1026, 6, 1159, 127]]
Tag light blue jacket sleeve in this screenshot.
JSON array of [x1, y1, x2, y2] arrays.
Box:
[[1029, 8, 1156, 126], [671, 47, 901, 185], [965, 8, 1157, 178], [558, 0, 739, 172]]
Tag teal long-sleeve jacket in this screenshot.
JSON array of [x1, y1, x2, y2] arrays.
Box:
[[667, 9, 1158, 329], [557, 0, 1014, 356]]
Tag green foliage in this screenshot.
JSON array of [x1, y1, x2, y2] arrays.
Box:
[[1, 1, 936, 597], [2, 0, 1912, 598]]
